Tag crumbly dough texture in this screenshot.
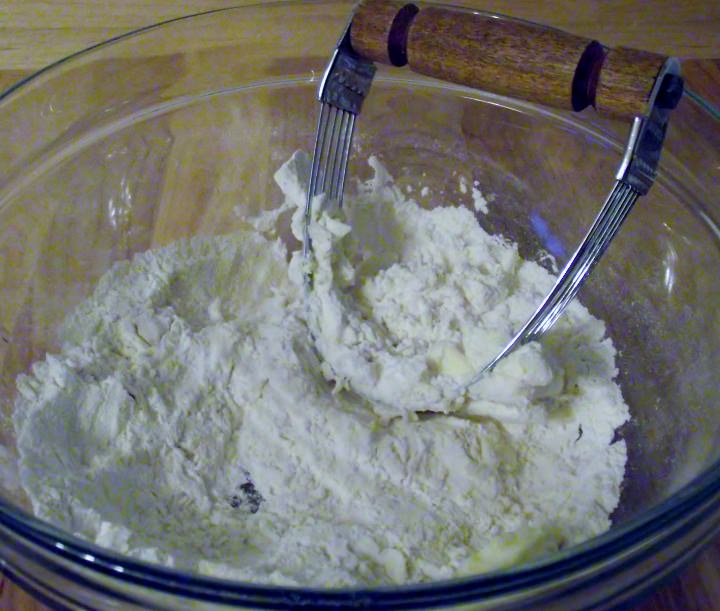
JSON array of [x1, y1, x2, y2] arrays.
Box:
[[13, 152, 629, 586]]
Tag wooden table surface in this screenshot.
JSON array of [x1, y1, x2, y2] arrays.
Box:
[[0, 1, 718, 609]]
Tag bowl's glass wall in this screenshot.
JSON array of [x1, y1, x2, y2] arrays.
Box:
[[1, 0, 720, 605]]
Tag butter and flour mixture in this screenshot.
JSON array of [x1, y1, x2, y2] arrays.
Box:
[[13, 152, 629, 586]]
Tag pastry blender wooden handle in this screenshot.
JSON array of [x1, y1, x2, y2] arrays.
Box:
[[349, 0, 681, 121]]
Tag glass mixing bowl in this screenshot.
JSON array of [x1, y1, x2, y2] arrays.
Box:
[[1, 1, 719, 608]]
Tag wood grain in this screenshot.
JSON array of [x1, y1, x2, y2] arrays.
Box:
[[353, 2, 674, 120], [0, 1, 718, 610], [0, 575, 47, 611], [405, 7, 592, 112], [595, 46, 669, 119], [350, 0, 411, 65], [0, 0, 718, 75]]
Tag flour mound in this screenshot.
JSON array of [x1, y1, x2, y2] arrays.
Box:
[[13, 152, 630, 586]]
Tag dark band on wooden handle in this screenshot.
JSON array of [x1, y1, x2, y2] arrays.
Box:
[[349, 0, 669, 121], [351, 0, 417, 66]]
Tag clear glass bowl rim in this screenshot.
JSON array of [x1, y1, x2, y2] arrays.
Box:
[[1, 0, 719, 606]]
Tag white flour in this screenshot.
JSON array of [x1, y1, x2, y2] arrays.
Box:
[[13, 152, 629, 586]]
